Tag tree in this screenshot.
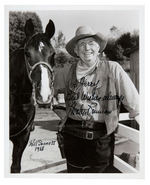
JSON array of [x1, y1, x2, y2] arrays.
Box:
[[104, 30, 139, 60], [130, 30, 139, 48], [52, 30, 78, 66], [117, 32, 132, 51], [9, 11, 43, 54], [54, 51, 78, 67], [117, 31, 139, 57], [55, 51, 69, 67], [52, 31, 66, 52], [109, 26, 121, 39], [104, 38, 124, 61]]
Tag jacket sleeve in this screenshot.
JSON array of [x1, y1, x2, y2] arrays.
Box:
[[112, 62, 139, 119]]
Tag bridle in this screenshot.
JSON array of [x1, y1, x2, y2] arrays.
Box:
[[23, 34, 55, 105], [25, 59, 54, 83], [24, 34, 54, 83], [24, 58, 54, 105]]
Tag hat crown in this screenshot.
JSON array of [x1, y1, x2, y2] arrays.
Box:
[[75, 26, 95, 36]]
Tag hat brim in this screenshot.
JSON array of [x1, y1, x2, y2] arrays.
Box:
[[66, 33, 107, 58]]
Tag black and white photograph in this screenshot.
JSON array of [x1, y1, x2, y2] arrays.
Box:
[[5, 5, 144, 177]]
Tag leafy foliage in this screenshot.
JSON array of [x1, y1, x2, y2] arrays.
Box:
[[9, 11, 43, 54], [117, 32, 132, 50], [104, 30, 139, 61], [109, 25, 121, 38], [54, 51, 78, 67], [52, 31, 66, 51], [52, 31, 78, 67], [104, 39, 125, 61]]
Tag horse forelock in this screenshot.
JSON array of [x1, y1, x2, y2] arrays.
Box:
[[25, 33, 51, 50]]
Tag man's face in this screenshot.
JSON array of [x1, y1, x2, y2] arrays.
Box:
[[74, 37, 100, 64]]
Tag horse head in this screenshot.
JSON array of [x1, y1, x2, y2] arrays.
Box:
[[24, 19, 55, 105]]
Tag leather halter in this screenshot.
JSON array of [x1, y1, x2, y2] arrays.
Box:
[[24, 34, 54, 83], [25, 60, 54, 82]]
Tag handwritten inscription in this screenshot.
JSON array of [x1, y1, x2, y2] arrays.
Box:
[[67, 77, 124, 116], [29, 139, 56, 152], [80, 77, 100, 88], [81, 91, 124, 101], [70, 103, 112, 116], [67, 90, 124, 102]]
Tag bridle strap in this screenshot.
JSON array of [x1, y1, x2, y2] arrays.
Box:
[[25, 61, 54, 82], [24, 34, 54, 82]]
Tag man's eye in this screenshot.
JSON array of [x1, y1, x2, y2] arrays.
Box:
[[79, 42, 85, 47], [88, 41, 94, 45]]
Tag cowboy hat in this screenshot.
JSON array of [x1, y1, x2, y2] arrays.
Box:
[[66, 26, 107, 58]]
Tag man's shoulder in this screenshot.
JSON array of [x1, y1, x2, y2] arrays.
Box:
[[98, 60, 121, 71], [98, 60, 123, 79], [107, 60, 121, 68], [109, 61, 123, 72]]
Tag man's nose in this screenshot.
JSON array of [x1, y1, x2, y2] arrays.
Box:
[[85, 43, 90, 50]]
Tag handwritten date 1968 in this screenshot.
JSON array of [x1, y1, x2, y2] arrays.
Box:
[[29, 139, 56, 152]]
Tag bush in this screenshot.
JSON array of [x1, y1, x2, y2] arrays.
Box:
[[9, 11, 43, 54]]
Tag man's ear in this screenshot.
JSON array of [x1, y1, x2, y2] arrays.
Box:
[[96, 42, 100, 53]]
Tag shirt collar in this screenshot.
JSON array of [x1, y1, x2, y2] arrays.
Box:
[[76, 57, 100, 81]]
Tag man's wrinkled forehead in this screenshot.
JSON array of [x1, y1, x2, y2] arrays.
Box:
[[77, 36, 98, 45]]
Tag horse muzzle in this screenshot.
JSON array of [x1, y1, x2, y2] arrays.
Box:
[[36, 95, 53, 105]]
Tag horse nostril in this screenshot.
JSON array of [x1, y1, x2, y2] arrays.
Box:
[[48, 95, 51, 100], [38, 95, 43, 102]]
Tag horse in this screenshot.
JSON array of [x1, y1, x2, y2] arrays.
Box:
[[9, 19, 55, 173]]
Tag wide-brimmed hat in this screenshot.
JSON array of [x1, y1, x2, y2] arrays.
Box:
[[66, 26, 107, 58]]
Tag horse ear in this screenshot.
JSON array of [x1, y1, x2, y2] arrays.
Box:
[[24, 19, 34, 38], [45, 20, 55, 39]]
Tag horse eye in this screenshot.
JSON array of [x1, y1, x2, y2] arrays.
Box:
[[51, 80, 54, 85], [25, 51, 31, 58]]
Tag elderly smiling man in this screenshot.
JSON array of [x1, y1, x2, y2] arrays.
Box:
[[58, 26, 139, 173]]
